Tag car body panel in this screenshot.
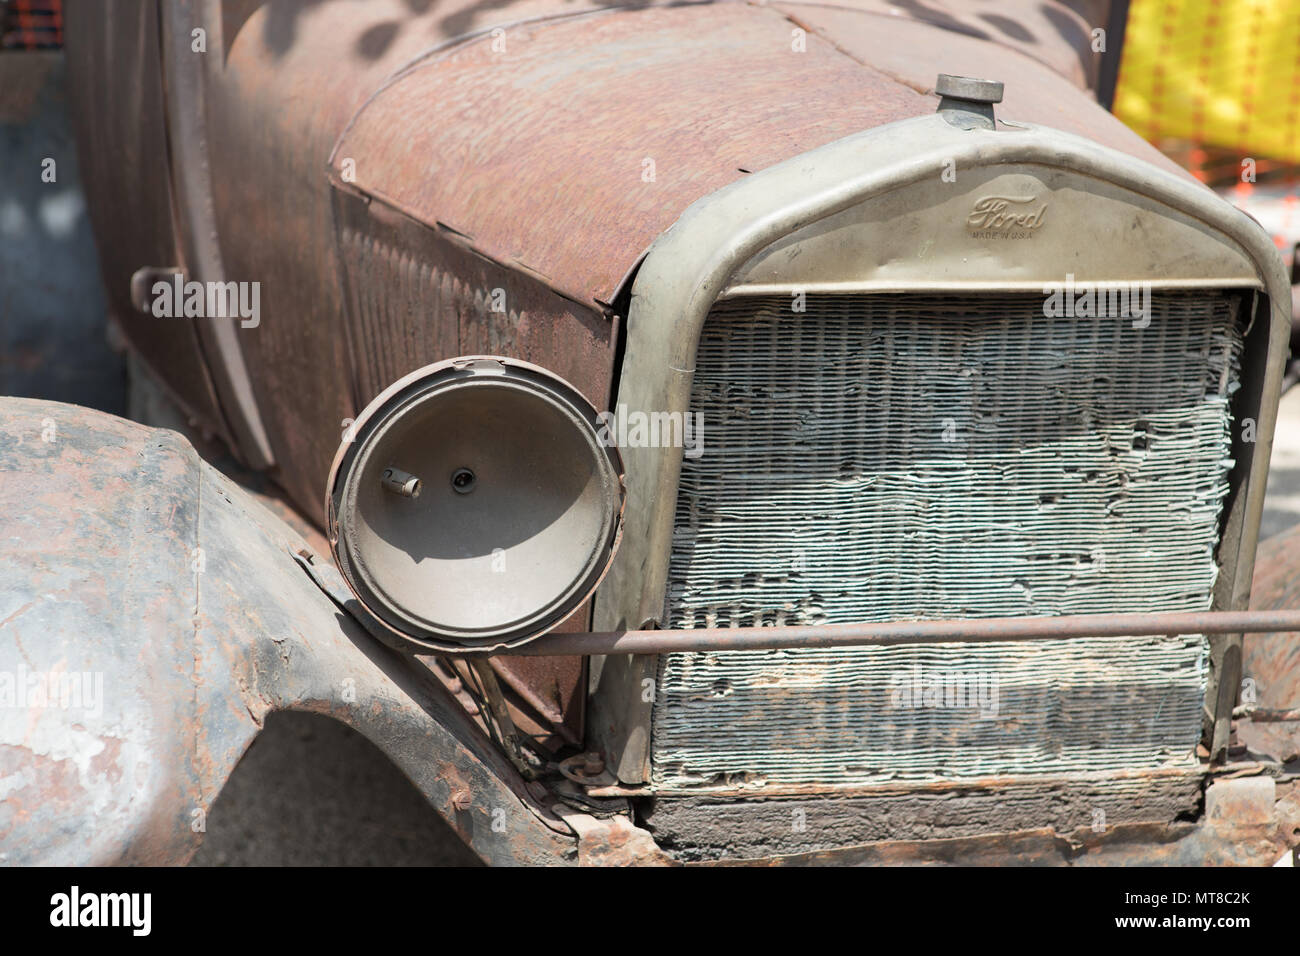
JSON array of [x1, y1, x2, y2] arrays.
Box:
[[62, 0, 232, 445], [0, 397, 575, 865]]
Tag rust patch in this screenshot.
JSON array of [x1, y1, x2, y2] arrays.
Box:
[[330, 2, 932, 310]]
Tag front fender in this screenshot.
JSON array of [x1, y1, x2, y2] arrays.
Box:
[[0, 397, 575, 865]]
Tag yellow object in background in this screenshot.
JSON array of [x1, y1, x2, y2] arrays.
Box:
[[1114, 0, 1300, 163]]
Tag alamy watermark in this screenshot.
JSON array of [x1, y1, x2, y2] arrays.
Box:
[[888, 664, 1000, 718], [596, 404, 704, 458], [1042, 273, 1151, 329], [50, 886, 150, 936], [0, 665, 103, 718], [149, 273, 261, 328]]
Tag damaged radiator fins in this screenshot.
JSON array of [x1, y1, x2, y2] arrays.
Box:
[[653, 291, 1243, 790]]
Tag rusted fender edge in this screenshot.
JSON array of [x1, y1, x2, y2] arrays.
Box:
[[0, 398, 576, 866]]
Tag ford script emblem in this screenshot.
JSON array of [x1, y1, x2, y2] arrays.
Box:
[[966, 195, 1047, 239]]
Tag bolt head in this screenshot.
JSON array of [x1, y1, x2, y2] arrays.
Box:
[[935, 73, 1004, 104]]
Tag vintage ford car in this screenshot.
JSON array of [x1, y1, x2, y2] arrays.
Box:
[[3, 0, 1300, 866]]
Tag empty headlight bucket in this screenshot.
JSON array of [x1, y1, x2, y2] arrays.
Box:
[[327, 356, 625, 655]]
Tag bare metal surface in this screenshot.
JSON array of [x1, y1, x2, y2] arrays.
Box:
[[380, 467, 421, 498], [201, 0, 632, 519], [0, 397, 576, 865], [43, 0, 1300, 865], [66, 0, 1174, 519]]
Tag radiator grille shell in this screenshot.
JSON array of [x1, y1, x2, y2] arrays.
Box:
[[652, 291, 1243, 790]]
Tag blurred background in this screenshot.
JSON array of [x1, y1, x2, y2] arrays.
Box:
[[0, 0, 1296, 864]]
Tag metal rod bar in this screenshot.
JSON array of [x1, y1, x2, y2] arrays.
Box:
[[1233, 706, 1300, 722], [498, 608, 1300, 657]]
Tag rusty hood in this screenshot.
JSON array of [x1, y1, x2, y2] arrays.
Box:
[[327, 1, 1191, 312]]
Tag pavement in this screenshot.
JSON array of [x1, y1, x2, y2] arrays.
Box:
[[190, 713, 479, 866]]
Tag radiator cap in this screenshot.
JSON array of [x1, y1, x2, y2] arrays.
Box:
[[327, 356, 624, 655]]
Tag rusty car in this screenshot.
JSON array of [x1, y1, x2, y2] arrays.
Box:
[[2, 0, 1300, 866]]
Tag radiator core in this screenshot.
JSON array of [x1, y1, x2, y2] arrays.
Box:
[[652, 291, 1243, 790]]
